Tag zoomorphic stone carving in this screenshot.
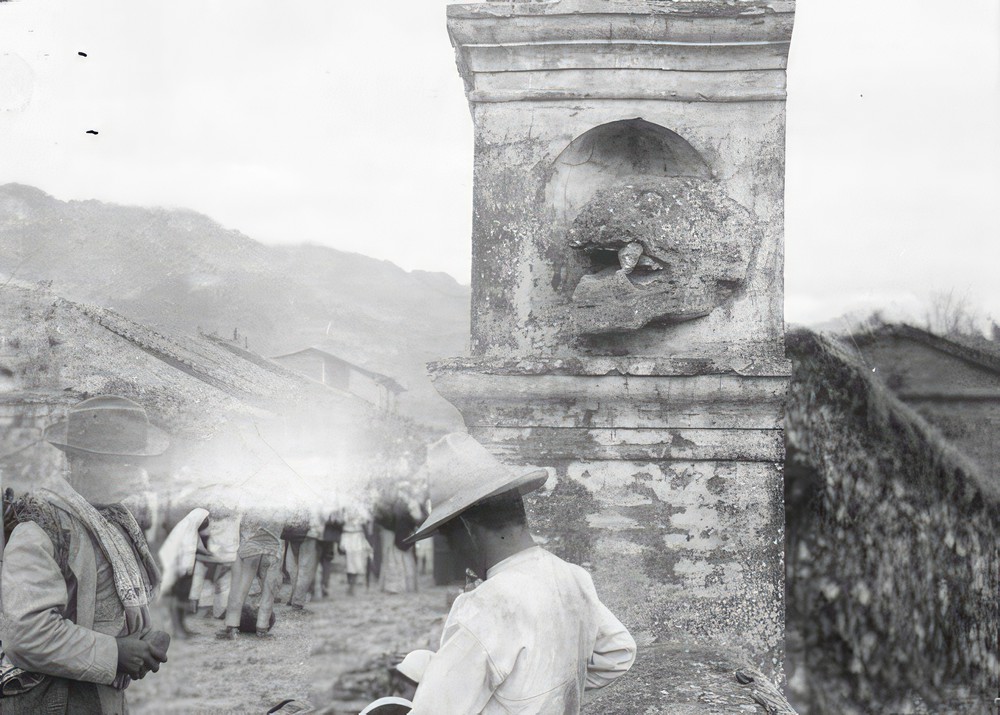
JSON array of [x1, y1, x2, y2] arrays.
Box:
[[567, 177, 762, 334]]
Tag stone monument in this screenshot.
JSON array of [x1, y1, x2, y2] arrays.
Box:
[[432, 0, 795, 709]]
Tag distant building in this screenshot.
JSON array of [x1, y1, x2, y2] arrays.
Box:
[[270, 347, 405, 413], [852, 323, 1000, 486]]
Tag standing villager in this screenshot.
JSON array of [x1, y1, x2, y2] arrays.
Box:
[[340, 517, 372, 596], [317, 512, 343, 599], [375, 501, 419, 595], [216, 513, 282, 639], [286, 506, 323, 609], [0, 396, 171, 713], [403, 433, 637, 715], [158, 508, 213, 639], [189, 509, 241, 619]]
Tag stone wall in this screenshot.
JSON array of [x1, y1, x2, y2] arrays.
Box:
[[0, 285, 70, 492], [784, 329, 999, 713], [0, 398, 70, 493]]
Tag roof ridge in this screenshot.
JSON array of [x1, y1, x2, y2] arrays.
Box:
[[788, 327, 998, 501], [271, 346, 406, 392], [888, 323, 1000, 375]]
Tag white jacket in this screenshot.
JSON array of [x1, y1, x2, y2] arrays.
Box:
[[410, 546, 636, 715]]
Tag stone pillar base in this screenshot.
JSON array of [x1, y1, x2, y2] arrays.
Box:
[[583, 643, 796, 713], [430, 356, 790, 691]]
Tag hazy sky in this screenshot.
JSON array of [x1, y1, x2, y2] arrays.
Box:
[[1, 0, 998, 328]]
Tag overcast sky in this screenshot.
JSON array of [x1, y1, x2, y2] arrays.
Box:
[[1, 0, 998, 329]]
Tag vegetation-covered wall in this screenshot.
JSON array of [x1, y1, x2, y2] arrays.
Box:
[[785, 329, 998, 713]]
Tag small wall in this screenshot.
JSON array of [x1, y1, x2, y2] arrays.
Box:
[[0, 399, 71, 493], [785, 330, 999, 713]]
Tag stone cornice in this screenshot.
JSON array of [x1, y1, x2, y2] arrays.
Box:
[[428, 365, 789, 430], [448, 0, 796, 23], [429, 354, 792, 377], [448, 0, 795, 103]]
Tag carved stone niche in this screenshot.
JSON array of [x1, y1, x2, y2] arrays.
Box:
[[549, 119, 763, 336]]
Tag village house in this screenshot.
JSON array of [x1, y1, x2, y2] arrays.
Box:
[[852, 323, 1000, 486], [0, 280, 370, 503], [271, 347, 405, 414]]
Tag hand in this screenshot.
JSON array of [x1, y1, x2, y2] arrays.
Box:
[[116, 630, 168, 679], [142, 630, 171, 663]]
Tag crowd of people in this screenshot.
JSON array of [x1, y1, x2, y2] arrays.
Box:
[[0, 395, 636, 714], [158, 501, 427, 642]]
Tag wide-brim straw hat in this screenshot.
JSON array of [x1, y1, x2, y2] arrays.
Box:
[[403, 433, 547, 545], [44, 395, 169, 458]]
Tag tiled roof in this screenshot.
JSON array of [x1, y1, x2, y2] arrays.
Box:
[[271, 346, 407, 393], [851, 323, 1000, 375], [788, 327, 998, 501], [0, 281, 357, 439]]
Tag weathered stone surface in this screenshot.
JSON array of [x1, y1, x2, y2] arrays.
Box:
[[567, 178, 763, 334], [449, 1, 795, 104], [430, 365, 789, 430], [570, 268, 717, 333], [464, 101, 790, 359], [431, 365, 788, 679], [436, 1, 796, 709], [431, 354, 793, 378], [581, 643, 795, 714], [525, 455, 785, 674], [446, 0, 793, 361], [487, 426, 785, 463]]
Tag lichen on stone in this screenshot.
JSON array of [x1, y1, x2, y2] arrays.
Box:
[[566, 177, 762, 334]]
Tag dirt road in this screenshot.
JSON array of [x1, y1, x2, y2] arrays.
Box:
[[128, 574, 451, 715]]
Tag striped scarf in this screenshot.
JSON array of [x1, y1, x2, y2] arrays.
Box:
[[40, 484, 160, 614]]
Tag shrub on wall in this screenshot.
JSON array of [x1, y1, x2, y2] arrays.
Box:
[[785, 329, 998, 713]]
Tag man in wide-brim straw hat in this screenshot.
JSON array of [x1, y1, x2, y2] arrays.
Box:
[[1, 395, 170, 713], [400, 433, 636, 715]]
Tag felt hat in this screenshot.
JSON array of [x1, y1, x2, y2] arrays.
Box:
[[394, 649, 434, 684], [403, 433, 547, 545], [44, 395, 169, 457]]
